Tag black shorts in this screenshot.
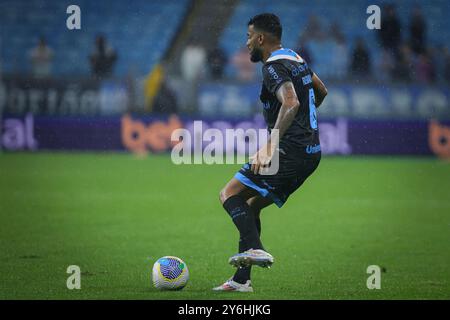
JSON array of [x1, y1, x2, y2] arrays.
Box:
[[234, 147, 321, 208]]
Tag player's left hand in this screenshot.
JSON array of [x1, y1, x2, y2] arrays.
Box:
[[250, 142, 276, 175]]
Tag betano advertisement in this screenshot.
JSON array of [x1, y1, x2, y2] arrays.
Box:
[[1, 114, 449, 159]]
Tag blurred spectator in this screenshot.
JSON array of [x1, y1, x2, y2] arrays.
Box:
[[0, 39, 2, 78], [409, 6, 427, 55], [329, 23, 349, 79], [392, 44, 413, 82], [152, 81, 179, 114], [89, 35, 117, 79], [300, 15, 325, 42], [443, 47, 450, 83], [207, 45, 227, 80], [329, 22, 345, 45], [376, 49, 395, 82], [378, 4, 401, 55], [180, 40, 207, 81], [295, 39, 312, 66], [29, 37, 54, 77], [232, 47, 256, 82], [350, 38, 371, 78], [430, 45, 446, 82], [415, 51, 435, 83]]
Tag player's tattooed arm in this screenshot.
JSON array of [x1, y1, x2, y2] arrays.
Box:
[[311, 72, 327, 108], [273, 81, 300, 140], [250, 81, 299, 174]]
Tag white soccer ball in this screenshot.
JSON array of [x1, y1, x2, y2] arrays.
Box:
[[152, 256, 189, 290]]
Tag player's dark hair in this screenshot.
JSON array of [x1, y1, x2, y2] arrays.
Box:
[[248, 13, 282, 41]]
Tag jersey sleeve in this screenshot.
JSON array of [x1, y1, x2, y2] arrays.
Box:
[[262, 63, 292, 95]]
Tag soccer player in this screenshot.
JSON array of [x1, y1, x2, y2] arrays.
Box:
[[213, 13, 328, 292]]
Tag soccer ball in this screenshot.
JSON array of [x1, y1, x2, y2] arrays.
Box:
[[152, 256, 189, 290]]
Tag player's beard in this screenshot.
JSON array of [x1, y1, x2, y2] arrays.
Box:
[[250, 47, 263, 63]]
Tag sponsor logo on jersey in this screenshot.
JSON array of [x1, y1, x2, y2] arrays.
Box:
[[306, 144, 321, 154]]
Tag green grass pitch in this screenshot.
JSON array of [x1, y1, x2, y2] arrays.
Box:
[[0, 153, 449, 300]]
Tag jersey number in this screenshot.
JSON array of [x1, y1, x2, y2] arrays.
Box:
[[309, 88, 318, 130]]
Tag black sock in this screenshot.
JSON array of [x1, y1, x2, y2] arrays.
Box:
[[233, 213, 261, 284], [223, 195, 263, 252]]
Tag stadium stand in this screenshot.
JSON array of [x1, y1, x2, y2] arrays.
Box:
[[0, 0, 191, 76], [219, 0, 450, 79]]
